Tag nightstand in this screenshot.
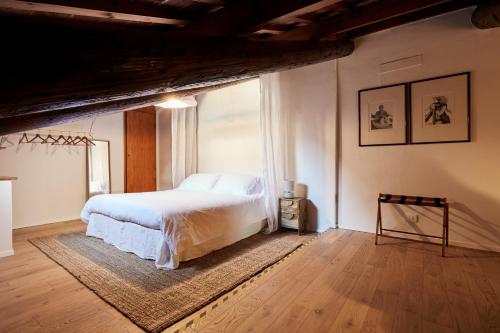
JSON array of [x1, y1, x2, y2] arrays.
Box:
[[279, 197, 307, 235]]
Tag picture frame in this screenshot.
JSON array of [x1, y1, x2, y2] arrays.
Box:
[[409, 72, 470, 144], [358, 83, 408, 146]]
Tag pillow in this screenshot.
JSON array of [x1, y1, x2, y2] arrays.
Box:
[[177, 173, 220, 192], [211, 174, 263, 196]]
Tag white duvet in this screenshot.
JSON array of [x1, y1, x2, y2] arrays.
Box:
[[80, 189, 267, 269]]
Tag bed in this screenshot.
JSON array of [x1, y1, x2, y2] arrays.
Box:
[[80, 174, 267, 269]]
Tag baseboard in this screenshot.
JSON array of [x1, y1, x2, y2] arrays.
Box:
[[0, 249, 14, 257], [339, 224, 500, 253], [13, 216, 82, 230], [338, 224, 374, 234]]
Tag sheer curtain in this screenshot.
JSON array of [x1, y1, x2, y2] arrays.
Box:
[[171, 106, 197, 188], [260, 73, 287, 233]]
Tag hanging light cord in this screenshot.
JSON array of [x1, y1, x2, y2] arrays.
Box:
[[89, 117, 96, 138]]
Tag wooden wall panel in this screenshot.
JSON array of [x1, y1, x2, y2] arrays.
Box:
[[124, 107, 157, 193]]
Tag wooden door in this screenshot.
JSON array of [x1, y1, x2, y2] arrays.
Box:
[[124, 107, 156, 193]]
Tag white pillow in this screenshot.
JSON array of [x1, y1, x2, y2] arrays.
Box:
[[211, 174, 262, 196], [177, 173, 220, 192]]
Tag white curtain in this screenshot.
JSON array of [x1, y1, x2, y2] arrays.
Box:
[[260, 73, 287, 233], [171, 106, 197, 188]]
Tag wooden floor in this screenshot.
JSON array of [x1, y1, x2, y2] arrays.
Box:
[[1, 221, 499, 333]]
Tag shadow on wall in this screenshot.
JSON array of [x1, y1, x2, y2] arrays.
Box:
[[295, 183, 308, 198], [0, 135, 84, 156], [306, 201, 318, 232], [294, 183, 318, 231], [378, 160, 500, 251]]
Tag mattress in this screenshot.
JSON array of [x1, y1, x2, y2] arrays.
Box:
[[80, 189, 267, 269]]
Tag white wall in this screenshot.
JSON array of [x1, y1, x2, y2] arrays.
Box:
[[0, 113, 124, 228], [196, 68, 338, 232], [0, 181, 14, 256], [279, 62, 338, 232], [197, 79, 262, 176], [338, 8, 500, 251]]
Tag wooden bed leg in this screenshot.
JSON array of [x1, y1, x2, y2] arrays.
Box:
[[375, 198, 381, 245]]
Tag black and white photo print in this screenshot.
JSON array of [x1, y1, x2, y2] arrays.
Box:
[[370, 103, 394, 130], [358, 83, 407, 146], [410, 72, 470, 144], [423, 95, 452, 126]]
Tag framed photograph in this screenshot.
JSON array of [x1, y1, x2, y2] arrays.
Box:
[[409, 72, 470, 144], [358, 83, 407, 146]]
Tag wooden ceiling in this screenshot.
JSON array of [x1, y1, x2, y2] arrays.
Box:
[[0, 0, 482, 38], [0, 0, 495, 135]]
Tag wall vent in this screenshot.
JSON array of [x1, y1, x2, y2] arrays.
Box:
[[380, 55, 423, 73]]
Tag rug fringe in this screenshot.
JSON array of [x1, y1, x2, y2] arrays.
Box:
[[163, 230, 328, 333]]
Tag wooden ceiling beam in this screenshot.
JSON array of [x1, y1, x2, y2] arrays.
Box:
[[191, 0, 225, 5], [179, 0, 343, 36], [472, 1, 500, 29], [290, 0, 357, 23], [0, 0, 192, 26], [273, 0, 477, 40], [0, 79, 254, 136], [331, 0, 477, 40], [0, 21, 354, 127]]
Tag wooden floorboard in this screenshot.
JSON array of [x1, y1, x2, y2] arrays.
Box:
[[0, 221, 499, 333]]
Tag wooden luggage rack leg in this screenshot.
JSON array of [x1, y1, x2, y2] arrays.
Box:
[[375, 196, 382, 245]]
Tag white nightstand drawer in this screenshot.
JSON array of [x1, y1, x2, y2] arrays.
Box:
[[281, 206, 299, 214], [280, 199, 299, 209], [281, 211, 298, 220], [281, 218, 299, 229]]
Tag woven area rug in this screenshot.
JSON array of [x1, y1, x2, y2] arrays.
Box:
[[30, 232, 302, 333]]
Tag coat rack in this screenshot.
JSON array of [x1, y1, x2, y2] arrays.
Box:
[[18, 131, 95, 146], [0, 136, 15, 150]]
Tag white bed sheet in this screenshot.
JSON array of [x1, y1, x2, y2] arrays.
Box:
[[80, 189, 267, 269], [86, 213, 266, 264]]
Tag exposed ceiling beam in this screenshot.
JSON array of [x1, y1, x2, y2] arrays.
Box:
[[0, 0, 191, 25], [331, 0, 478, 40], [179, 0, 343, 36], [273, 0, 476, 40], [0, 79, 255, 135], [0, 20, 354, 125], [472, 1, 500, 29], [192, 0, 225, 5], [270, 0, 360, 29]]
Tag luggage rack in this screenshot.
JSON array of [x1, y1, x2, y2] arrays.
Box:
[[375, 193, 449, 256]]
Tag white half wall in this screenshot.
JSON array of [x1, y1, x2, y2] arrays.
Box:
[[197, 79, 262, 176], [0, 181, 14, 256], [338, 8, 500, 251], [0, 113, 124, 229]]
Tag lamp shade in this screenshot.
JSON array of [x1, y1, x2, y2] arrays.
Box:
[[155, 96, 197, 109]]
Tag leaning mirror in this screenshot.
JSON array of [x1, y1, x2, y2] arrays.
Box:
[[86, 140, 111, 198]]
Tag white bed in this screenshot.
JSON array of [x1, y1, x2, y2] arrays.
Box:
[[80, 174, 267, 269]]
